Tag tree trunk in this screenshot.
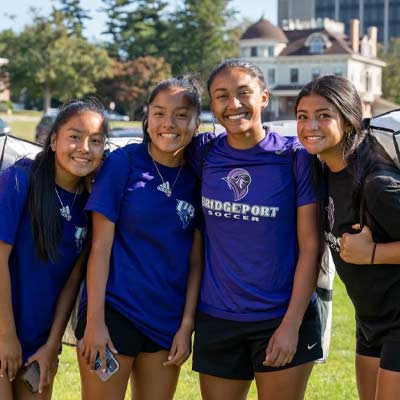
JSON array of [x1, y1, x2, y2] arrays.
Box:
[[43, 84, 51, 113]]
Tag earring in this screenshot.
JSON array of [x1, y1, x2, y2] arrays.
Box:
[[346, 128, 352, 138]]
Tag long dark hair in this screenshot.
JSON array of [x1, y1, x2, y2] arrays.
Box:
[[28, 98, 109, 263], [142, 75, 202, 143], [295, 75, 394, 231]]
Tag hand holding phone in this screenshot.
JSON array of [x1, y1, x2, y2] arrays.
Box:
[[95, 346, 119, 382], [21, 361, 40, 393]]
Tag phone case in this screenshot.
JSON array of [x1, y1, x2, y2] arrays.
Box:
[[21, 361, 40, 393], [95, 347, 120, 382]]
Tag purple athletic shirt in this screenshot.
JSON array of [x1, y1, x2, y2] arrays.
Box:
[[187, 130, 316, 321]]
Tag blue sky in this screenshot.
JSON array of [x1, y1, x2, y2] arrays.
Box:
[[1, 0, 278, 41]]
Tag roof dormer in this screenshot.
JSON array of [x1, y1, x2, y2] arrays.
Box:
[[305, 33, 332, 54]]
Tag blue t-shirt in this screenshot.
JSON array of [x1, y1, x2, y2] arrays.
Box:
[[0, 159, 89, 362], [187, 131, 316, 322], [83, 143, 199, 349]]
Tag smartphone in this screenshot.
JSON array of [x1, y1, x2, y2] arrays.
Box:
[[95, 347, 120, 382], [21, 361, 40, 393]]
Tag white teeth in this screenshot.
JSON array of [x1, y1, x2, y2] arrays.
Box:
[[160, 133, 178, 138], [73, 157, 90, 163], [227, 113, 247, 120], [305, 136, 323, 141]]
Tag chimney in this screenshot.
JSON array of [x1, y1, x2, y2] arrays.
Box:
[[350, 19, 360, 54], [368, 26, 378, 58]]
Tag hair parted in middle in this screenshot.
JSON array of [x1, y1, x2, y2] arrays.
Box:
[[142, 75, 202, 143]]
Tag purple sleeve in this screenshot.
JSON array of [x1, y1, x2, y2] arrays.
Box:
[[0, 165, 29, 245], [85, 147, 131, 223], [186, 132, 216, 179], [294, 147, 316, 207]]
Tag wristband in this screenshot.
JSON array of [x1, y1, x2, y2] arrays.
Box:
[[370, 242, 377, 265]]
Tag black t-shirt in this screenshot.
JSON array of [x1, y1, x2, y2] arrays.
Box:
[[325, 166, 400, 345]]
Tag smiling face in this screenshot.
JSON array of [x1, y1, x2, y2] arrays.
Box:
[[147, 87, 199, 165], [296, 94, 349, 170], [51, 111, 105, 190], [209, 67, 269, 147]]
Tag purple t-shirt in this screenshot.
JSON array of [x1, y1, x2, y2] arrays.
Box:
[[188, 131, 315, 321], [84, 143, 199, 349], [0, 159, 89, 362]]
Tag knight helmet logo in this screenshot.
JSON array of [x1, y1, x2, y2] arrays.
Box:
[[222, 168, 252, 201]]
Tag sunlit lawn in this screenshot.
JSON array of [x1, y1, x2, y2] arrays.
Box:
[[49, 277, 358, 400], [4, 113, 358, 399]]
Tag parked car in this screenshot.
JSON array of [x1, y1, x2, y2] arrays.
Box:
[[104, 111, 129, 121], [200, 111, 215, 123], [109, 127, 142, 138], [35, 113, 57, 144], [0, 118, 11, 135]]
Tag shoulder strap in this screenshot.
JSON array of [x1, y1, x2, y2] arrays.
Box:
[[0, 133, 9, 170]]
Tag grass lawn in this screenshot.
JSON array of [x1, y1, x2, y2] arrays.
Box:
[[50, 277, 357, 400], [3, 113, 358, 399]]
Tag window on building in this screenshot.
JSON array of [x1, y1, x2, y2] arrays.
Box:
[[335, 67, 344, 77], [268, 46, 274, 57], [268, 68, 275, 84], [310, 37, 324, 54], [290, 68, 299, 83], [366, 71, 372, 92], [251, 46, 258, 57], [312, 68, 320, 80]]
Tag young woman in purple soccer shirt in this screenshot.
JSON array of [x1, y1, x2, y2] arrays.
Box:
[[76, 76, 203, 400], [296, 75, 400, 400], [188, 59, 322, 400], [0, 99, 107, 400]]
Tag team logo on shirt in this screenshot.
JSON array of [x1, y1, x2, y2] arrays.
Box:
[[74, 226, 87, 252], [326, 196, 335, 231], [176, 200, 195, 229], [222, 168, 252, 201]]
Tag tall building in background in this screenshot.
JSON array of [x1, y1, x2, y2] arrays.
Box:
[[278, 0, 315, 21], [278, 0, 395, 50]]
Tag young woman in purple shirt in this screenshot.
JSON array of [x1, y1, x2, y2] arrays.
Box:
[[188, 59, 322, 400], [76, 76, 203, 400], [0, 99, 107, 400]]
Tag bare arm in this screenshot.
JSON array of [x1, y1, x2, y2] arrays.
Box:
[[80, 212, 116, 371], [164, 229, 203, 366], [341, 225, 400, 265], [264, 203, 319, 367], [27, 245, 89, 393], [0, 240, 22, 381]]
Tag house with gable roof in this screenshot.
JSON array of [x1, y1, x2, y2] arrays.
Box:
[[240, 18, 389, 119]]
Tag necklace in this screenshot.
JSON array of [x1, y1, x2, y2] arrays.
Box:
[[147, 144, 183, 197], [55, 186, 78, 221]]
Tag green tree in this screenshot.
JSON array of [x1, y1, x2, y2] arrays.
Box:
[[56, 0, 91, 36], [166, 0, 240, 76], [121, 0, 168, 59], [101, 0, 168, 60], [381, 38, 400, 104], [100, 0, 131, 58], [96, 56, 171, 118], [0, 11, 112, 111]]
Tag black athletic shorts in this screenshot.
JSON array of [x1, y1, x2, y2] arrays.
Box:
[[75, 303, 165, 357], [192, 302, 322, 380], [356, 326, 400, 372]]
